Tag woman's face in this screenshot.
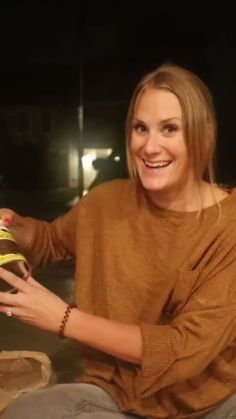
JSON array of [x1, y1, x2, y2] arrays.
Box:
[[130, 88, 196, 207]]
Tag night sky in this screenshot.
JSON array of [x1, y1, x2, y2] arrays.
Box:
[[0, 2, 236, 184]]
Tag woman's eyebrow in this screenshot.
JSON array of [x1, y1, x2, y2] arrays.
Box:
[[160, 117, 182, 123]]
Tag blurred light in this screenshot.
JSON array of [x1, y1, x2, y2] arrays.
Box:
[[82, 154, 94, 170], [106, 148, 113, 156], [68, 147, 115, 203], [68, 143, 79, 188]]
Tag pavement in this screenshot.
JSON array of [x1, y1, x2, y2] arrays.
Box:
[[0, 187, 84, 383]]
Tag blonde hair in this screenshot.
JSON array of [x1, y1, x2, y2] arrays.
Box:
[[126, 64, 217, 184]]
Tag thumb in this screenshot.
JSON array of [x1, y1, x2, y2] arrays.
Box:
[[26, 275, 46, 289], [0, 209, 15, 227]]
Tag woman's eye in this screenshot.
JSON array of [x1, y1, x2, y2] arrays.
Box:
[[163, 124, 177, 135], [132, 123, 147, 134]]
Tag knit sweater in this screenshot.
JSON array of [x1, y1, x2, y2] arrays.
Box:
[[15, 179, 236, 419]]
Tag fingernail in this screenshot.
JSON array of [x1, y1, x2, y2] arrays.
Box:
[[3, 216, 12, 227]]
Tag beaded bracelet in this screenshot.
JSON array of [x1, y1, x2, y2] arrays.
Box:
[[58, 303, 76, 339]]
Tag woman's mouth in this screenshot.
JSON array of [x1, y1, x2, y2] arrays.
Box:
[[143, 160, 172, 169]]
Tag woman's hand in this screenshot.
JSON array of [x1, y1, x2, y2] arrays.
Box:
[[0, 267, 67, 334], [0, 269, 143, 364], [0, 209, 14, 227], [0, 209, 34, 253]]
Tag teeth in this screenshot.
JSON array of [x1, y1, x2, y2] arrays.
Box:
[[144, 160, 170, 168]]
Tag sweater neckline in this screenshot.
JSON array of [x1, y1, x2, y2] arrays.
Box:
[[137, 182, 235, 221]]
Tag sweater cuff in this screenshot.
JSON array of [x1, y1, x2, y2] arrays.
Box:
[[135, 323, 176, 397]]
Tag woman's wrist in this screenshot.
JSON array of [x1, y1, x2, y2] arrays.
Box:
[[58, 303, 77, 339]]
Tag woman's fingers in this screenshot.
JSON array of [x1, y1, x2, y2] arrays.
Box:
[[0, 267, 29, 291], [0, 210, 14, 226], [26, 275, 46, 289], [0, 290, 18, 306], [0, 303, 24, 319], [2, 214, 13, 227], [0, 266, 68, 333], [0, 268, 44, 291]]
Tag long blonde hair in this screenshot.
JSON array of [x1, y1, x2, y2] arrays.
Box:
[[126, 64, 217, 184]]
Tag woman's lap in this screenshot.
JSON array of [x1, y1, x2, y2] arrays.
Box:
[[201, 393, 236, 419], [1, 383, 141, 419], [3, 382, 236, 419]]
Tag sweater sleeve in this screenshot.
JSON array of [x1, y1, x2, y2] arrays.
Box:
[[12, 181, 118, 267], [12, 202, 80, 267], [135, 247, 236, 398]]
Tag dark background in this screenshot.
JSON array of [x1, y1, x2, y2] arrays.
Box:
[[0, 1, 235, 209]]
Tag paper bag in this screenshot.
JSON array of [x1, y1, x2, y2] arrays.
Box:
[[0, 350, 52, 414]]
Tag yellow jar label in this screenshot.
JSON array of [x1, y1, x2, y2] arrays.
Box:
[[0, 229, 16, 242], [0, 253, 27, 266]]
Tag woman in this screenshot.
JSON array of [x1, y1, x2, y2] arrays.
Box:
[[0, 64, 236, 418]]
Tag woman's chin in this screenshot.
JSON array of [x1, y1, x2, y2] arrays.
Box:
[[139, 177, 167, 193]]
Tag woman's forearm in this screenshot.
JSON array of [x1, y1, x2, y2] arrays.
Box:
[[65, 308, 143, 364]]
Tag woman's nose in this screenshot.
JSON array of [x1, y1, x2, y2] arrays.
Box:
[[143, 132, 162, 154]]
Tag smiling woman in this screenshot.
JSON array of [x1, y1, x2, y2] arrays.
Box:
[[0, 64, 236, 419], [126, 64, 219, 211], [130, 88, 192, 209]]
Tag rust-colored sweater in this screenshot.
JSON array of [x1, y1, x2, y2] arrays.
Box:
[[14, 180, 236, 418]]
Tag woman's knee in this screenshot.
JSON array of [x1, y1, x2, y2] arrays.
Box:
[[2, 385, 66, 419], [2, 391, 44, 419], [202, 393, 236, 418], [1, 383, 114, 419]]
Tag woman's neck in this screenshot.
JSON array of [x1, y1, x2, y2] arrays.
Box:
[[146, 181, 228, 212]]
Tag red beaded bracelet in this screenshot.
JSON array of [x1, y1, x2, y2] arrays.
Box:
[[58, 303, 76, 339]]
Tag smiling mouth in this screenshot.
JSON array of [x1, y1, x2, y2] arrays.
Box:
[[143, 160, 172, 169]]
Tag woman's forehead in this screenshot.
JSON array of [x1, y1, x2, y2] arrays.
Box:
[[134, 88, 182, 121]]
